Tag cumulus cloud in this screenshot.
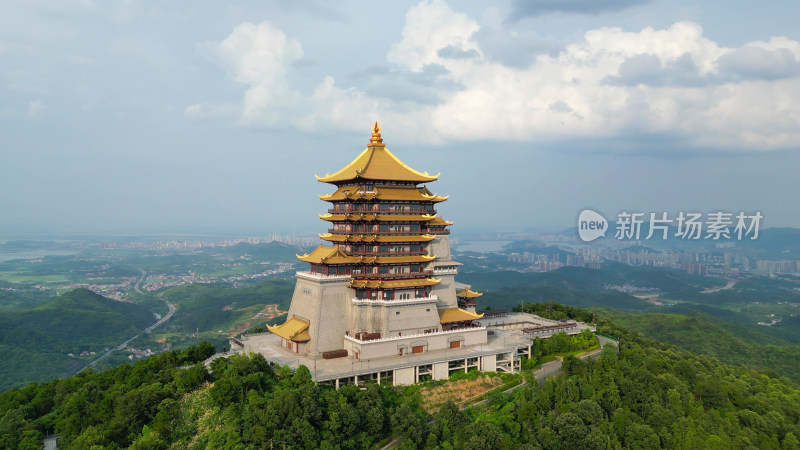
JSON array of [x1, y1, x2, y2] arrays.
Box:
[[718, 41, 800, 81], [201, 0, 800, 151], [350, 63, 462, 105], [437, 45, 480, 60], [203, 21, 306, 127], [387, 0, 480, 71]]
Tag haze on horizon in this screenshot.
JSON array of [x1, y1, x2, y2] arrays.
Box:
[[2, 0, 799, 237]]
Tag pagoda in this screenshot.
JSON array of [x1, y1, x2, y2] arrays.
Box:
[[269, 123, 486, 360], [456, 288, 483, 313]]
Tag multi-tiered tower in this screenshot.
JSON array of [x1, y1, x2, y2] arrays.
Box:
[[269, 123, 485, 360]]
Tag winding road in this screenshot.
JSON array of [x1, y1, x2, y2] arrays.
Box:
[[75, 270, 176, 374]]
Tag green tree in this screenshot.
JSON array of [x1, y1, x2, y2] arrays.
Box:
[[293, 365, 313, 386], [783, 432, 800, 450], [554, 412, 589, 448], [391, 403, 424, 445], [625, 423, 660, 449]]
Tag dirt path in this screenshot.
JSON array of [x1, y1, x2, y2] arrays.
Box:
[[702, 279, 737, 293]]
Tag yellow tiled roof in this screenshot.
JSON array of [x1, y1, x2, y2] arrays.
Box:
[[316, 146, 439, 184], [319, 185, 448, 202], [296, 245, 436, 265], [438, 308, 484, 323], [375, 255, 436, 264], [267, 316, 311, 342], [350, 277, 441, 289], [456, 288, 483, 298], [296, 245, 361, 264], [320, 233, 436, 243], [428, 216, 453, 226]]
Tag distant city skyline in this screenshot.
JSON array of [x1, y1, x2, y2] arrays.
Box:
[[2, 0, 799, 235]]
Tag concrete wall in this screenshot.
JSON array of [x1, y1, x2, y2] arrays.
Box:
[[287, 273, 353, 357], [428, 235, 461, 308], [351, 297, 440, 338], [433, 362, 449, 380], [430, 235, 453, 261], [430, 273, 458, 308], [385, 302, 441, 336], [344, 327, 488, 360], [394, 367, 415, 385], [481, 354, 497, 372]]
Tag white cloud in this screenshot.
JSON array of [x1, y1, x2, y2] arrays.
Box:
[[203, 21, 306, 127], [202, 1, 800, 151], [387, 0, 480, 71], [25, 99, 45, 118]]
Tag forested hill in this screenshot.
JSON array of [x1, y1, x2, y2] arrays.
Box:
[[2, 304, 800, 449], [0, 288, 156, 392], [605, 310, 800, 384], [459, 263, 721, 294]]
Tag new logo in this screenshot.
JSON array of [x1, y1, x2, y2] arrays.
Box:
[[578, 209, 608, 242]]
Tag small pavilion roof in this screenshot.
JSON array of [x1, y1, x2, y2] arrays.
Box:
[[438, 308, 484, 323], [456, 288, 483, 298], [428, 216, 453, 226], [297, 245, 361, 264], [267, 316, 311, 342]]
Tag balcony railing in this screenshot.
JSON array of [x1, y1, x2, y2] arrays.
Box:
[[351, 270, 433, 279], [351, 295, 439, 306], [328, 208, 436, 215], [346, 250, 429, 256], [328, 229, 428, 235], [441, 323, 485, 332], [344, 324, 486, 344]]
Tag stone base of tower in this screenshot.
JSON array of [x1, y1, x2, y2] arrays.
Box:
[[285, 271, 353, 358]]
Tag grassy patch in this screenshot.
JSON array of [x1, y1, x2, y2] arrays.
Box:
[[418, 373, 504, 413], [1, 274, 68, 283]]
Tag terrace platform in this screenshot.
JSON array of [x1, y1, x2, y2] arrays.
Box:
[[234, 312, 595, 387]]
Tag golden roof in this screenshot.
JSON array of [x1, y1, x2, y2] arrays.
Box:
[[319, 185, 448, 202], [428, 216, 453, 226], [350, 277, 441, 289], [376, 255, 436, 264], [320, 213, 436, 222], [456, 288, 483, 298], [267, 316, 311, 342], [296, 245, 436, 265], [297, 245, 361, 264], [316, 123, 439, 184], [320, 233, 435, 243], [438, 308, 484, 323]]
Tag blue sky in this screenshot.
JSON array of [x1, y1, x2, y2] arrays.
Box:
[[1, 0, 799, 236]]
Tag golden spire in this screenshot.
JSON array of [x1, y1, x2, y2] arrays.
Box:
[[369, 121, 384, 146]]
